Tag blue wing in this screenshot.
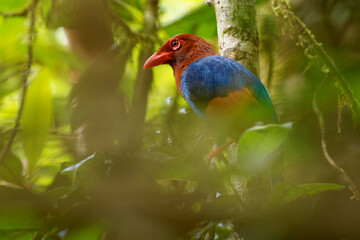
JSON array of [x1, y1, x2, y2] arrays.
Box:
[[180, 56, 278, 123]]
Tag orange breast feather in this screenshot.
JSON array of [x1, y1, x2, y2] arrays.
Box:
[[205, 88, 263, 135]]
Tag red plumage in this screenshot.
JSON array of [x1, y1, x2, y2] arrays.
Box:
[[144, 34, 219, 96]]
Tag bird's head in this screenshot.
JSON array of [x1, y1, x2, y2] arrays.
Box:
[[143, 34, 217, 70]]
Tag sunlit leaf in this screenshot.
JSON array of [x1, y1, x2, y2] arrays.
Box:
[[163, 6, 217, 39], [0, 18, 27, 65], [237, 123, 292, 174], [266, 182, 345, 207], [160, 0, 204, 25], [108, 0, 143, 24], [21, 69, 53, 173], [0, 0, 28, 12], [30, 139, 73, 191]]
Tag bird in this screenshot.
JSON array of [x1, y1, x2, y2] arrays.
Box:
[[143, 33, 279, 160]]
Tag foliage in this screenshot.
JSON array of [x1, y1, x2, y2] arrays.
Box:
[[0, 0, 359, 239]]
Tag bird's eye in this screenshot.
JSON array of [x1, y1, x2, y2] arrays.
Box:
[[170, 39, 180, 50]]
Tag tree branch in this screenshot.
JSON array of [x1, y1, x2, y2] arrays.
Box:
[[0, 1, 35, 18], [0, 8, 28, 18], [313, 79, 360, 200], [0, 0, 38, 164], [130, 0, 159, 150]]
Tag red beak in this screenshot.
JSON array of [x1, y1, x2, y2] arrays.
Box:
[[143, 51, 172, 69]]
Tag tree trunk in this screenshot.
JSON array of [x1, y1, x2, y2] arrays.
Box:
[[213, 0, 271, 213], [213, 0, 260, 77]]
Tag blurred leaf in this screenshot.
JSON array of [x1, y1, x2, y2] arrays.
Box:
[[256, 0, 269, 5], [0, 69, 22, 100], [108, 0, 143, 24], [21, 69, 53, 173], [0, 152, 23, 186], [131, 151, 173, 162], [155, 153, 199, 181], [163, 6, 217, 39], [0, 0, 28, 12], [0, 18, 27, 65], [61, 153, 109, 187], [30, 139, 73, 192], [0, 202, 43, 231], [43, 185, 75, 200], [215, 223, 232, 240], [63, 223, 104, 240], [34, 43, 76, 74], [61, 153, 96, 184], [237, 123, 292, 174], [159, 0, 204, 25], [266, 182, 345, 207], [0, 230, 37, 240]]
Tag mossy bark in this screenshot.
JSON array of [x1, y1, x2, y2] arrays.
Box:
[[213, 0, 260, 77]]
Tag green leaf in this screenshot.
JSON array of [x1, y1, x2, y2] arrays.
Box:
[[266, 182, 345, 207], [107, 0, 143, 24], [237, 123, 292, 174], [0, 0, 28, 12], [155, 153, 199, 181], [63, 223, 104, 240], [61, 152, 108, 187], [256, 0, 269, 5], [61, 153, 96, 184], [21, 69, 53, 173], [0, 18, 27, 65], [163, 6, 217, 39], [42, 185, 75, 200], [0, 230, 38, 240], [0, 202, 43, 231], [0, 152, 23, 186]]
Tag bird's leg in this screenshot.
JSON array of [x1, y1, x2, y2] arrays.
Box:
[[207, 139, 234, 162]]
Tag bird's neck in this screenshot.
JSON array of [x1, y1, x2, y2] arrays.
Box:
[[172, 50, 219, 97]]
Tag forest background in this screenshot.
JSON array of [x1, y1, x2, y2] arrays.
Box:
[[0, 0, 360, 239]]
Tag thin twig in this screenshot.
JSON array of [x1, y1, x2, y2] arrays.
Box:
[[0, 0, 38, 164], [313, 79, 360, 200], [207, 139, 234, 161], [0, 3, 31, 18]]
